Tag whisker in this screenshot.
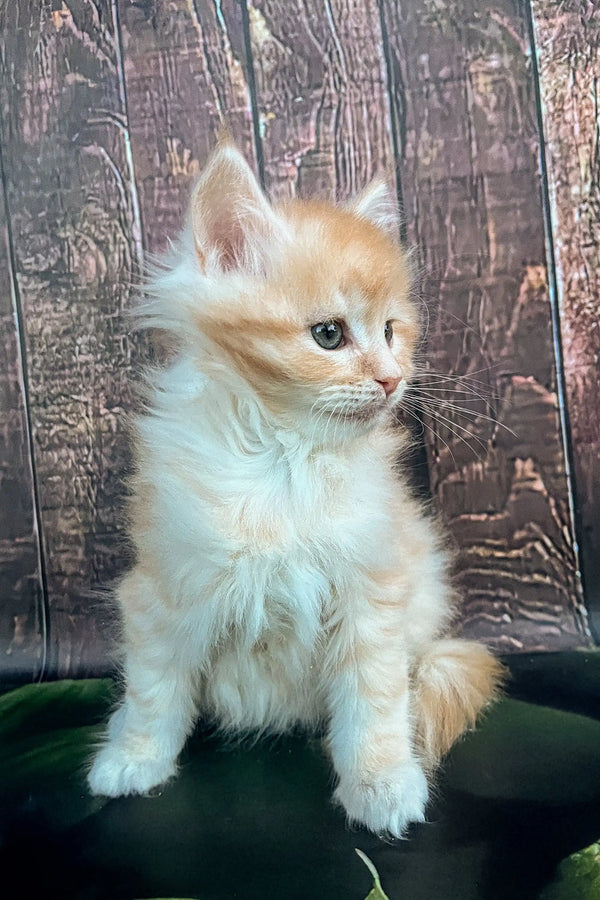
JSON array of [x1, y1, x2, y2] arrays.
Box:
[[411, 374, 494, 393], [400, 400, 458, 469], [412, 363, 503, 384], [417, 401, 488, 456], [404, 393, 488, 458], [410, 387, 485, 399], [414, 390, 518, 438], [410, 371, 500, 405], [309, 398, 334, 447], [418, 393, 494, 420], [434, 307, 484, 340]]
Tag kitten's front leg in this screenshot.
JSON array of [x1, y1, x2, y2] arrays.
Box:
[[88, 571, 198, 797], [325, 609, 427, 837]]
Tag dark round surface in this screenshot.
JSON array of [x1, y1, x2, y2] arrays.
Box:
[[1, 652, 599, 899]]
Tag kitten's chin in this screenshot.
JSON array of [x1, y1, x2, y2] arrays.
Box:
[[273, 400, 390, 446], [335, 405, 385, 425], [306, 403, 389, 444]]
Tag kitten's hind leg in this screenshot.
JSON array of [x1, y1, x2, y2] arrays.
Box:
[[324, 605, 428, 838], [88, 569, 198, 798]]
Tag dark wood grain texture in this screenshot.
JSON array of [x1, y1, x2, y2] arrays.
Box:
[[380, 0, 590, 650], [0, 0, 595, 678], [0, 145, 45, 678], [531, 0, 600, 640], [0, 0, 142, 676], [118, 0, 256, 256], [247, 0, 395, 201]]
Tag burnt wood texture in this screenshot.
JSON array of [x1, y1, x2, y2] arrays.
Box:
[[0, 0, 143, 676], [118, 0, 256, 256], [246, 0, 395, 201], [531, 0, 600, 641], [0, 146, 45, 679], [380, 0, 590, 651], [0, 0, 595, 677]]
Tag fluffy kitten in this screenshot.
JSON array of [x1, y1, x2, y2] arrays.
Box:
[[88, 142, 503, 837]]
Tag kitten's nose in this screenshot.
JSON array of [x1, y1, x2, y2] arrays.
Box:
[[376, 375, 402, 397]]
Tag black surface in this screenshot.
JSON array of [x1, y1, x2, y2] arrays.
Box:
[[1, 653, 599, 900]]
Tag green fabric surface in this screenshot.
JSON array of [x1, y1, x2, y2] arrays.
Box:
[[0, 653, 599, 899]]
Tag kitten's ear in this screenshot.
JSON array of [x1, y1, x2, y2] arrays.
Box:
[[349, 178, 400, 239], [189, 142, 280, 273]]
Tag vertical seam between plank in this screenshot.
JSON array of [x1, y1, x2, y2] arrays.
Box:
[[525, 0, 591, 639], [111, 0, 146, 270], [0, 125, 50, 681], [375, 0, 408, 245], [376, 0, 432, 501], [238, 0, 266, 188]]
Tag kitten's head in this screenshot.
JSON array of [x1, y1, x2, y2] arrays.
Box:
[[148, 142, 419, 443]]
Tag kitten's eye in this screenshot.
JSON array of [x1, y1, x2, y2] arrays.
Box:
[[384, 321, 393, 345], [311, 321, 344, 350]]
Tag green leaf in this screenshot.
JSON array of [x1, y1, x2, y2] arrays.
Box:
[[356, 849, 390, 900], [0, 679, 114, 831], [539, 840, 600, 900]]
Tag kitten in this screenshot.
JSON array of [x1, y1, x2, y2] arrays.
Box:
[[88, 141, 503, 837]]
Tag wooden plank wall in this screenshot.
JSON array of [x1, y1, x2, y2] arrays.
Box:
[[381, 0, 589, 649], [0, 0, 143, 676], [531, 0, 600, 641], [0, 146, 45, 679], [0, 0, 594, 678]]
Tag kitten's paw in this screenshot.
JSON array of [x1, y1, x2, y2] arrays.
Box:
[[87, 740, 176, 798], [334, 760, 429, 838]]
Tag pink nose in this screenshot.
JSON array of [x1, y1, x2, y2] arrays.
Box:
[[377, 375, 402, 398]]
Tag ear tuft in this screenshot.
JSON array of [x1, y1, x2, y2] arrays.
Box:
[[189, 144, 279, 273], [349, 178, 400, 239]]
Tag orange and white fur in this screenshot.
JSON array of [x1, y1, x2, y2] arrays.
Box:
[[88, 142, 503, 836]]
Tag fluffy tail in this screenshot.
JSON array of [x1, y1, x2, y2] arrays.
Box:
[[412, 638, 506, 771]]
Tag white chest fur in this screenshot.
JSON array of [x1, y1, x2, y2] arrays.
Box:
[[212, 433, 389, 643], [137, 371, 396, 659]]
